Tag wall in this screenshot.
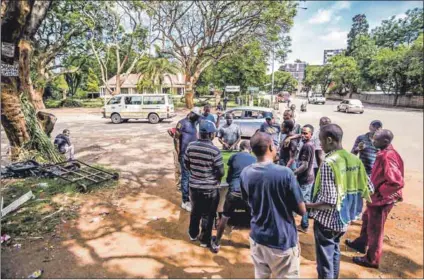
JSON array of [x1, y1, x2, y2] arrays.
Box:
[[325, 93, 424, 109]]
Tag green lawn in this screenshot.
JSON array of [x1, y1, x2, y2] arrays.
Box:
[[221, 150, 237, 183]]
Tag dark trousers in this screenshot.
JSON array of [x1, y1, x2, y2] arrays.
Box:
[[189, 187, 220, 244], [350, 203, 394, 265], [179, 157, 190, 203], [314, 221, 345, 279]]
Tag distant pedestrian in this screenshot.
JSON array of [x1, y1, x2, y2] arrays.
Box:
[[347, 129, 404, 269], [351, 120, 383, 175], [240, 132, 306, 278], [307, 124, 372, 279], [54, 129, 75, 160], [279, 120, 298, 170], [218, 114, 241, 151], [216, 102, 223, 111], [290, 104, 297, 122], [175, 107, 202, 212], [223, 96, 229, 110], [211, 141, 256, 253], [260, 112, 281, 148], [185, 120, 225, 248], [294, 124, 315, 233]]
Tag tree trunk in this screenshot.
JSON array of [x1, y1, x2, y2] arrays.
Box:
[[1, 0, 62, 162], [115, 73, 121, 95], [1, 81, 31, 160], [184, 74, 195, 109], [31, 87, 45, 110]]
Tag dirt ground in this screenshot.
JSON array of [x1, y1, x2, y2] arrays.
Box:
[[1, 105, 423, 279]]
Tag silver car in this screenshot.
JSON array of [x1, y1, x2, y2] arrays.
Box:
[[218, 107, 281, 138], [337, 99, 364, 114]]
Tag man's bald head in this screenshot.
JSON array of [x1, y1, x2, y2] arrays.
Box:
[[250, 132, 274, 157], [319, 117, 331, 127], [373, 129, 394, 149]]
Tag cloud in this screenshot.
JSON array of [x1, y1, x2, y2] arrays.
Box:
[[308, 1, 351, 24], [309, 9, 332, 24], [319, 29, 348, 43], [395, 13, 407, 20]]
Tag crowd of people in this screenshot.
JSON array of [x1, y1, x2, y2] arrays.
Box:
[[166, 103, 405, 279]]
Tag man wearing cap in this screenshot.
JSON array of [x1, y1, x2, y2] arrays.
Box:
[[259, 112, 281, 147], [218, 114, 241, 151], [175, 107, 202, 212], [184, 120, 225, 248], [351, 120, 383, 175]]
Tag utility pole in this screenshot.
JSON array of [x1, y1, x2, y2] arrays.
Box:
[[271, 43, 275, 107]]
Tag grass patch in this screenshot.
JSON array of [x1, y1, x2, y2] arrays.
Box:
[[1, 166, 118, 238]]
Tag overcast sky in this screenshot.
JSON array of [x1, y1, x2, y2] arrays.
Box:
[[279, 0, 423, 68]]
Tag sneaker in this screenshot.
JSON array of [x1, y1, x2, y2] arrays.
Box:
[[188, 231, 198, 241], [200, 242, 210, 248], [297, 225, 308, 233], [210, 237, 220, 254], [181, 201, 192, 212]]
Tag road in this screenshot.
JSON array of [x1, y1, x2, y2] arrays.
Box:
[[287, 98, 423, 208], [1, 101, 423, 279]]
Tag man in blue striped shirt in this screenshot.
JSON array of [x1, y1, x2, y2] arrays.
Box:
[[184, 120, 225, 248], [351, 120, 383, 175]]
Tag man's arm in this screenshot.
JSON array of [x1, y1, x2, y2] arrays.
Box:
[[226, 155, 234, 184], [316, 149, 325, 168], [213, 152, 225, 181], [351, 136, 361, 155], [284, 134, 301, 146], [230, 127, 242, 150], [287, 173, 307, 215], [217, 129, 229, 149], [294, 145, 311, 175], [287, 143, 297, 168], [215, 112, 221, 128], [174, 122, 183, 156], [183, 147, 190, 170]]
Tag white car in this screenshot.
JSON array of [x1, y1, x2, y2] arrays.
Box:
[[337, 99, 364, 114], [308, 94, 326, 104], [101, 94, 176, 124]]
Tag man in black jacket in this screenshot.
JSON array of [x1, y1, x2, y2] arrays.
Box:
[[54, 129, 74, 160]]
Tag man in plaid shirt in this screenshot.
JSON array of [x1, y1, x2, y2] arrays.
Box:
[[306, 124, 373, 279]]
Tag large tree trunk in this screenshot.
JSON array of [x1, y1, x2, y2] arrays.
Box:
[[31, 87, 46, 110], [184, 74, 195, 109], [1, 0, 62, 162]]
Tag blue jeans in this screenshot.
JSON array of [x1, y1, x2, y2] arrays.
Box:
[[314, 221, 345, 279], [180, 157, 190, 203], [299, 183, 313, 229]]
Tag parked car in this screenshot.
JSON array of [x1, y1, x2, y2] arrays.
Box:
[[102, 94, 176, 124], [337, 99, 364, 114], [219, 107, 281, 138], [308, 94, 326, 104]]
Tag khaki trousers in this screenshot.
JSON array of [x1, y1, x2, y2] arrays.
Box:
[[173, 150, 181, 189], [249, 238, 300, 279]]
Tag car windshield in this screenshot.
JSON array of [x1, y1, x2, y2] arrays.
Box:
[[108, 96, 121, 105], [349, 100, 362, 105], [168, 96, 173, 105], [316, 95, 323, 97]]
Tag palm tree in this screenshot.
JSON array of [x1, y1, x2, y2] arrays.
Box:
[[136, 55, 180, 94]]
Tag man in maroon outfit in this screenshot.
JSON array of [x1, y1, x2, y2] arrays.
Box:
[[345, 129, 404, 268]]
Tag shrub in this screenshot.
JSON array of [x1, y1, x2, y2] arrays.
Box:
[[59, 99, 83, 107]]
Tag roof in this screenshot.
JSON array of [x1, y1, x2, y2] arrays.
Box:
[[101, 73, 185, 88], [227, 106, 273, 112]]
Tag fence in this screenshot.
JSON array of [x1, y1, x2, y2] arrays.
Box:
[[324, 93, 423, 109]]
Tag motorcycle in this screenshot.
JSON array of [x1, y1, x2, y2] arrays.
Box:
[[300, 101, 307, 112]]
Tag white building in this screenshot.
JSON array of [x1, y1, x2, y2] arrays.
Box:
[[99, 73, 186, 96], [281, 62, 307, 81], [323, 49, 345, 64]]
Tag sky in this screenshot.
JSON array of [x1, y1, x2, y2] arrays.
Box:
[[283, 0, 423, 66]]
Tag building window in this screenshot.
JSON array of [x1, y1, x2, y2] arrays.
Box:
[[120, 88, 129, 94]]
